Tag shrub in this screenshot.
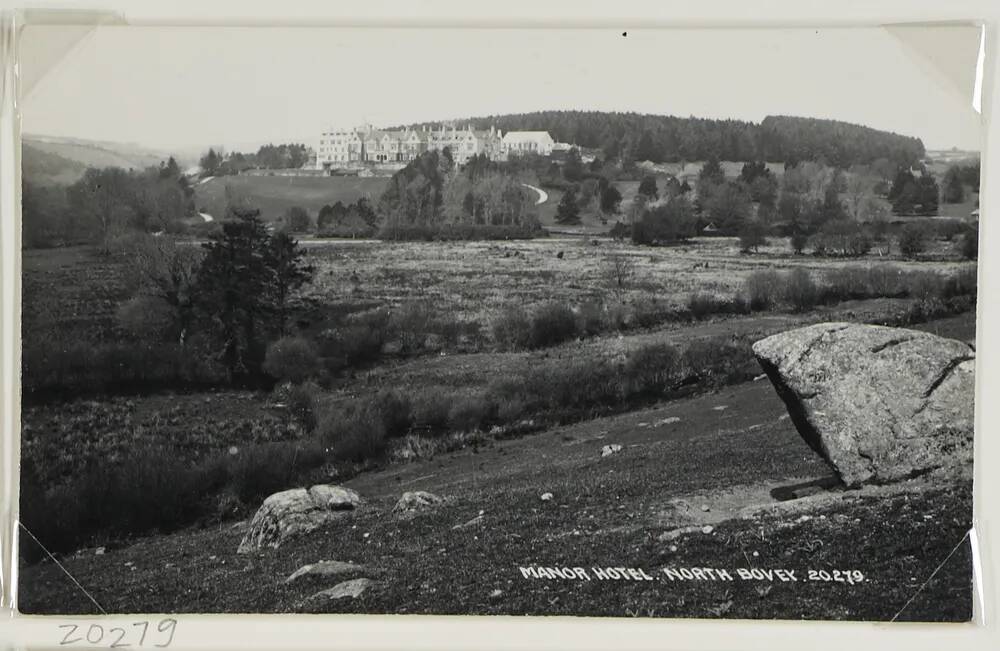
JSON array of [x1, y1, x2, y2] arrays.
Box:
[[447, 394, 493, 432], [116, 296, 178, 342], [624, 343, 681, 396], [743, 269, 782, 311], [226, 441, 326, 504], [492, 304, 532, 351], [529, 302, 579, 349], [783, 268, 819, 312], [317, 405, 388, 462], [373, 389, 413, 438], [410, 388, 453, 432], [681, 337, 758, 385], [899, 223, 929, 258], [263, 337, 320, 384], [959, 226, 979, 260], [942, 267, 977, 299], [687, 293, 731, 319], [287, 380, 322, 431], [790, 231, 809, 254], [577, 300, 606, 336], [390, 300, 436, 353]]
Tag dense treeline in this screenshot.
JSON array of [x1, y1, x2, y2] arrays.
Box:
[[407, 111, 925, 167], [377, 150, 542, 239], [199, 143, 310, 177], [22, 157, 196, 250], [758, 116, 926, 168]]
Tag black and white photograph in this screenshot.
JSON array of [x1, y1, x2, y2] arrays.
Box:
[[15, 23, 982, 620]]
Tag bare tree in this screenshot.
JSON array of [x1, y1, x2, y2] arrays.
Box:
[[603, 253, 636, 302], [126, 235, 204, 344]]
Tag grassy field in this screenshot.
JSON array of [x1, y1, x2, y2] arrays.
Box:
[[298, 236, 974, 327], [20, 362, 973, 618], [194, 175, 389, 220], [18, 228, 978, 618]]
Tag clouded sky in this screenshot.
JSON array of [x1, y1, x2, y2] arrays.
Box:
[[21, 25, 984, 154]]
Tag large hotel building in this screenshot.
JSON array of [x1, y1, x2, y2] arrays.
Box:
[[316, 124, 556, 170]]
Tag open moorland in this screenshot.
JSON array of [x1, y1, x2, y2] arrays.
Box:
[[194, 175, 389, 221], [19, 228, 978, 618]]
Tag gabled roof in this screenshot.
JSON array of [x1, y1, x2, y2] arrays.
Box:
[[502, 131, 554, 144]]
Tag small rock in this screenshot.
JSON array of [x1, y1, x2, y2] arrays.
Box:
[[700, 505, 710, 512], [601, 444, 623, 457], [285, 560, 370, 584], [752, 551, 760, 557], [753, 374, 767, 382], [795, 515, 812, 524], [655, 417, 681, 427], [305, 578, 377, 602], [540, 492, 554, 502], [489, 588, 504, 599], [392, 491, 444, 511], [669, 545, 678, 552], [95, 547, 106, 556], [712, 405, 728, 412], [701, 525, 714, 534]]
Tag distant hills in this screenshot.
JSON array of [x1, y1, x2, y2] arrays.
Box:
[[22, 135, 194, 186]]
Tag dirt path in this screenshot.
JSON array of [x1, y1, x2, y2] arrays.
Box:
[[521, 183, 548, 205]]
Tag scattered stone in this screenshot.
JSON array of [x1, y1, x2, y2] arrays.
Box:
[[237, 485, 363, 553], [712, 405, 728, 412], [393, 491, 443, 512], [285, 560, 371, 584], [700, 505, 710, 512], [655, 416, 681, 427], [753, 322, 975, 486], [658, 525, 701, 541], [452, 514, 484, 530], [701, 525, 714, 534], [95, 547, 106, 556], [753, 374, 767, 382], [637, 422, 650, 428], [601, 444, 623, 457], [489, 588, 504, 599], [540, 492, 554, 502], [304, 578, 377, 602]]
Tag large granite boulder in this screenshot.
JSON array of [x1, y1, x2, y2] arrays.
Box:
[[237, 485, 362, 553], [753, 322, 975, 487]]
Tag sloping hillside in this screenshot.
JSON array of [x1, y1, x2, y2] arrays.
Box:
[[23, 135, 188, 181], [22, 143, 87, 186]]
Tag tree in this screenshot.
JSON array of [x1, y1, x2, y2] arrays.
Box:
[[915, 173, 940, 216], [127, 235, 204, 344], [706, 181, 752, 234], [898, 223, 929, 259], [562, 148, 584, 182], [888, 167, 916, 203], [284, 206, 312, 232], [599, 181, 623, 215], [739, 220, 767, 253], [637, 175, 659, 201], [556, 188, 582, 225], [632, 195, 696, 245], [194, 209, 277, 383], [942, 166, 965, 204], [66, 167, 135, 254], [267, 231, 315, 336], [199, 148, 222, 177]]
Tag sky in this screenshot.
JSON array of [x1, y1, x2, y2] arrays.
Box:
[[20, 25, 985, 155]]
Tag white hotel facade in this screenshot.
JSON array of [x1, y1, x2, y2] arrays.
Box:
[[316, 124, 556, 170]]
